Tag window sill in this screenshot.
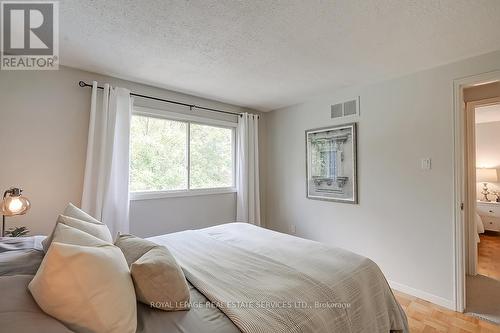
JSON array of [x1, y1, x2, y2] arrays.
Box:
[[130, 187, 237, 201]]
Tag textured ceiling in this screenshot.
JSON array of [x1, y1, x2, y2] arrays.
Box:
[[59, 0, 500, 111]]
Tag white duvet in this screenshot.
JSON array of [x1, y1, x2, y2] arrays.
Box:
[[149, 223, 408, 333], [475, 212, 485, 243]]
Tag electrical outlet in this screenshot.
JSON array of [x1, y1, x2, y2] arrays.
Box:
[[290, 224, 296, 235]]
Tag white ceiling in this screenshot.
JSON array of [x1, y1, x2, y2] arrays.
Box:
[[476, 104, 500, 124], [60, 1, 500, 111]]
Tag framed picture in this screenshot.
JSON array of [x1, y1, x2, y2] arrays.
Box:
[[305, 123, 357, 203]]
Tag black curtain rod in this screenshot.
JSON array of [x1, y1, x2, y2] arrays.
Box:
[[78, 81, 244, 117]]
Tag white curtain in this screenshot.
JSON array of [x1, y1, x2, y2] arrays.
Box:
[[236, 113, 261, 226], [81, 81, 132, 237]]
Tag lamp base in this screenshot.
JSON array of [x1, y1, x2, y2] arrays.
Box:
[[481, 183, 491, 202]]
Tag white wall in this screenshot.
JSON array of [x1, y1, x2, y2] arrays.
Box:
[[0, 66, 258, 236], [130, 193, 236, 237], [264, 50, 500, 307], [476, 121, 500, 199]]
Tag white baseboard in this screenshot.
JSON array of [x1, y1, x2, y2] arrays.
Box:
[[388, 280, 455, 310]]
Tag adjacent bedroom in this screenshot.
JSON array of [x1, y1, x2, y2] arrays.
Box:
[[1, 1, 500, 333]]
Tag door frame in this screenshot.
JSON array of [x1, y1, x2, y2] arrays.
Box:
[[453, 70, 500, 312]]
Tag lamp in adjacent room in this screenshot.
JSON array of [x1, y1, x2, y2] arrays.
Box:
[[1, 187, 31, 237], [476, 168, 498, 202]]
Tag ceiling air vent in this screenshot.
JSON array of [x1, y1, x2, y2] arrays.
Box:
[[331, 104, 343, 118], [331, 97, 360, 119]]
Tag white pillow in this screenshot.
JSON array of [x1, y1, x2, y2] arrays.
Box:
[[42, 203, 105, 252], [58, 215, 112, 242], [29, 225, 137, 333], [63, 203, 102, 225], [42, 215, 112, 252], [51, 222, 108, 247]]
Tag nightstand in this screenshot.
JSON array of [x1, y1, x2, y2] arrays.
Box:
[[476, 201, 500, 232]]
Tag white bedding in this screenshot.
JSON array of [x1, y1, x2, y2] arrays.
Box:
[[149, 223, 408, 333], [475, 212, 485, 243]]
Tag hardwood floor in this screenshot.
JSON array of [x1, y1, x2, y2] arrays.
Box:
[[394, 291, 500, 332], [478, 232, 500, 280]]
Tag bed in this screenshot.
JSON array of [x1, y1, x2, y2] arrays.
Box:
[[0, 223, 408, 333], [475, 212, 485, 243]]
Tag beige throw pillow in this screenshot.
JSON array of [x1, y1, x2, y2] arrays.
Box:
[[114, 234, 158, 265], [29, 224, 137, 333], [42, 212, 112, 252], [115, 234, 190, 311]]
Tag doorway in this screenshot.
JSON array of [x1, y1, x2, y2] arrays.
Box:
[[454, 73, 500, 324]]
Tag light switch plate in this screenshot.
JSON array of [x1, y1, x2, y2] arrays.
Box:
[[421, 158, 432, 170]]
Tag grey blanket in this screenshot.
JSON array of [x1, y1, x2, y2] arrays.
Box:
[[148, 223, 409, 333], [0, 236, 45, 276]]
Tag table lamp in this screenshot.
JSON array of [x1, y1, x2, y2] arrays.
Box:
[[1, 187, 31, 237], [476, 168, 498, 202]]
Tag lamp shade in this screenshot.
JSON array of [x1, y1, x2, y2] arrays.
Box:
[[476, 168, 498, 183], [1, 188, 31, 217]]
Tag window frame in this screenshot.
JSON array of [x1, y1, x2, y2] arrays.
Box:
[[130, 106, 237, 201]]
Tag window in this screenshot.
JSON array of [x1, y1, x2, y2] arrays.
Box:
[[190, 123, 234, 189], [130, 110, 235, 198], [130, 115, 187, 192]]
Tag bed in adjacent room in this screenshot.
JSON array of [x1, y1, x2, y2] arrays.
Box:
[[0, 222, 408, 333]]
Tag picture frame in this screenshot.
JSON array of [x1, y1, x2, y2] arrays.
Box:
[[305, 123, 358, 204]]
